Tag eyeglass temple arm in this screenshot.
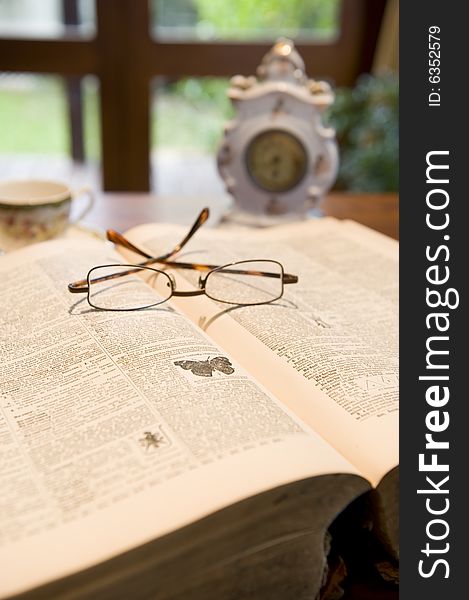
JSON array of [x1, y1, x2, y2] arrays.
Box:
[[68, 208, 210, 293], [68, 208, 298, 293], [67, 241, 156, 293], [104, 208, 297, 284], [68, 262, 297, 294], [106, 207, 210, 262]]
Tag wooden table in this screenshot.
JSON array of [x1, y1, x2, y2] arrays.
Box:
[[82, 192, 399, 241], [321, 192, 398, 240]]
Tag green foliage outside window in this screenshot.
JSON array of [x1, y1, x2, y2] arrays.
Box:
[[327, 73, 399, 192], [153, 0, 339, 39], [193, 0, 339, 38]]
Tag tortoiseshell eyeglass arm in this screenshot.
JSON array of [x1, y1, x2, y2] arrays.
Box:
[[68, 208, 211, 294], [160, 207, 209, 260], [105, 230, 153, 259], [68, 279, 89, 293], [67, 205, 299, 294], [68, 263, 298, 294], [106, 207, 210, 262], [68, 253, 170, 292]]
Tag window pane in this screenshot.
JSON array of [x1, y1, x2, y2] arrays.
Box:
[[151, 77, 230, 195], [151, 0, 340, 42], [0, 74, 100, 159], [0, 0, 95, 38], [0, 75, 67, 153]]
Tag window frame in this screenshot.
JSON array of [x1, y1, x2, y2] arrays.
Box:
[[0, 0, 387, 191]]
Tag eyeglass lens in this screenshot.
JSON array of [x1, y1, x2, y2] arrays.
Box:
[[87, 266, 173, 311], [205, 260, 283, 305]]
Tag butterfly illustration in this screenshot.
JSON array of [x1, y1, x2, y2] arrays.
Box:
[[174, 356, 235, 377]]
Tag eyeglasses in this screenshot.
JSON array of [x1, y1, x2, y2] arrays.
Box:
[[67, 208, 298, 311]]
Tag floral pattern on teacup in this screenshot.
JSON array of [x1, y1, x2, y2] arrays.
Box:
[[0, 201, 71, 247]]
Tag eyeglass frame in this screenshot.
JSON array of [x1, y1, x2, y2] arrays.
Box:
[[67, 207, 298, 310]]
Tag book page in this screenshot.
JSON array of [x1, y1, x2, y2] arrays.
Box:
[[0, 239, 358, 598], [125, 217, 398, 485]]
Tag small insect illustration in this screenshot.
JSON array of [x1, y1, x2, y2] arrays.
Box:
[[174, 356, 235, 377], [139, 431, 165, 451]]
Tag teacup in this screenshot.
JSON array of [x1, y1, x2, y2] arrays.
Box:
[[0, 179, 94, 251]]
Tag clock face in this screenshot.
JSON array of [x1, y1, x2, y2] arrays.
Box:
[[245, 130, 308, 193]]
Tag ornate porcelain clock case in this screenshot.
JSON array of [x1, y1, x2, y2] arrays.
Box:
[[217, 39, 338, 220]]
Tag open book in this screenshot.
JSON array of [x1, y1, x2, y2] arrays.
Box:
[[0, 214, 398, 599]]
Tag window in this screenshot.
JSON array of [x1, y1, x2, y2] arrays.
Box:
[[151, 0, 340, 42], [0, 0, 388, 191]]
